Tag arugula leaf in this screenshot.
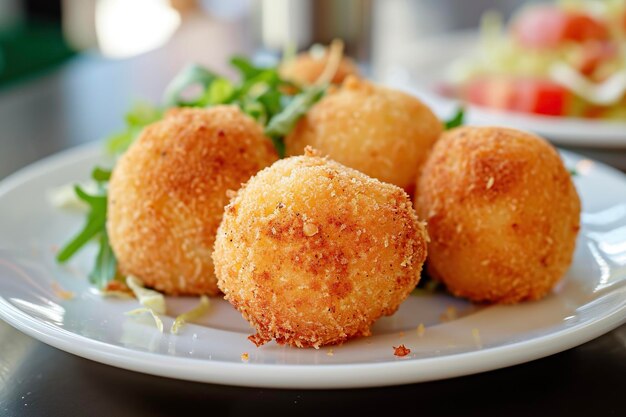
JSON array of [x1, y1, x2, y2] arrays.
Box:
[[231, 56, 300, 94], [159, 61, 312, 155], [163, 64, 218, 107], [92, 167, 111, 183], [57, 183, 117, 288], [241, 99, 269, 125], [265, 85, 326, 157], [444, 107, 465, 130], [56, 185, 107, 263], [89, 230, 117, 288], [204, 77, 235, 105], [230, 56, 267, 80], [125, 101, 162, 126], [257, 89, 282, 117], [105, 102, 162, 155]]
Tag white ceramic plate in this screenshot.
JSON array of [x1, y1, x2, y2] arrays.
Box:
[[381, 31, 626, 148], [0, 143, 625, 389]]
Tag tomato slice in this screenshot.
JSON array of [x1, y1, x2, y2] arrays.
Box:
[[578, 42, 617, 77], [465, 77, 569, 116], [512, 6, 609, 48], [514, 79, 568, 116], [562, 13, 609, 43]]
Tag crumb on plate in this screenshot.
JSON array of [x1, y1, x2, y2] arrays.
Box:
[[393, 344, 411, 357], [51, 281, 74, 300], [440, 306, 457, 322], [417, 323, 425, 337], [472, 328, 483, 349]]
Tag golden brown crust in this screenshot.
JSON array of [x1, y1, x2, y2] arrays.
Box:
[[415, 126, 581, 304], [213, 154, 428, 348], [284, 76, 442, 195], [107, 106, 278, 295], [278, 51, 360, 86]]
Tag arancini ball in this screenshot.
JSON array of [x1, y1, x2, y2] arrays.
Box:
[[415, 126, 581, 304], [213, 148, 428, 348], [285, 76, 442, 195], [107, 106, 278, 296], [279, 47, 360, 86]]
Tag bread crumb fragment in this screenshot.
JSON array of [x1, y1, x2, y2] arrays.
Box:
[[416, 323, 425, 337], [440, 306, 457, 322], [393, 344, 411, 357], [241, 352, 249, 362], [303, 222, 319, 237], [51, 281, 74, 300], [472, 328, 482, 349]]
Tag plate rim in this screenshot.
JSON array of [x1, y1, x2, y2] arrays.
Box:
[[0, 142, 625, 389], [0, 292, 624, 388]]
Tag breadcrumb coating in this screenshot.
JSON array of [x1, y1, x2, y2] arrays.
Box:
[[279, 50, 360, 86], [107, 106, 278, 295], [415, 126, 581, 304], [285, 76, 442, 195], [213, 149, 428, 348]]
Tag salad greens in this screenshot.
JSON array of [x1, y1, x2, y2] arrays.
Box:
[[105, 102, 162, 155], [56, 167, 117, 289], [264, 85, 326, 156], [444, 107, 465, 130], [57, 57, 326, 288], [106, 58, 322, 158]]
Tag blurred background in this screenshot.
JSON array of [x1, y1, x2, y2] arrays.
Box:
[[4, 0, 625, 178], [0, 0, 526, 87]]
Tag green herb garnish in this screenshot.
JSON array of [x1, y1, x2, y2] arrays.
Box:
[[265, 85, 326, 157], [56, 167, 117, 288], [163, 64, 218, 107], [91, 167, 112, 182], [444, 107, 465, 130], [105, 101, 162, 155], [63, 57, 326, 288], [90, 230, 117, 288], [105, 58, 319, 157]]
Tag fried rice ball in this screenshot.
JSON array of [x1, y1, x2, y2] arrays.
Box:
[[279, 47, 360, 86], [285, 76, 442, 195], [107, 106, 278, 296], [415, 126, 581, 304], [213, 148, 428, 348]]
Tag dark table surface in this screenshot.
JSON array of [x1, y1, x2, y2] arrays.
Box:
[[1, 14, 626, 417]]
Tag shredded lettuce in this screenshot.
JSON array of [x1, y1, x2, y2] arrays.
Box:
[[171, 296, 210, 335], [125, 308, 164, 333], [124, 278, 210, 334], [550, 62, 626, 105], [126, 276, 166, 314], [125, 276, 166, 333]]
